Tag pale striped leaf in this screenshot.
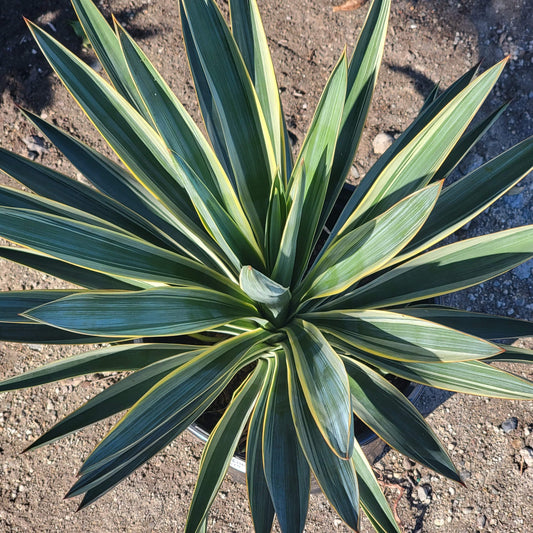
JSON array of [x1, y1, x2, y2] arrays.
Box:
[[398, 306, 533, 340], [285, 320, 353, 459], [180, 0, 276, 237], [231, 0, 288, 181], [0, 207, 239, 295], [77, 329, 269, 477], [284, 343, 359, 530], [26, 350, 200, 450], [24, 288, 257, 337], [390, 135, 533, 266], [246, 356, 276, 533], [298, 182, 441, 302], [333, 341, 533, 399], [307, 310, 500, 362], [340, 58, 506, 231], [332, 225, 533, 309]]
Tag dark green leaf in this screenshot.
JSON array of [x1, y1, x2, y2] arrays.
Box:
[[186, 359, 267, 533], [352, 438, 400, 533], [78, 329, 269, 475], [322, 0, 391, 231], [0, 342, 197, 392], [27, 350, 200, 450], [333, 341, 533, 399], [180, 0, 277, 237], [307, 309, 499, 362], [0, 246, 140, 290], [262, 351, 310, 533], [0, 207, 239, 295], [343, 357, 460, 482], [398, 306, 533, 340], [246, 357, 276, 533], [0, 290, 81, 324], [333, 225, 533, 309]]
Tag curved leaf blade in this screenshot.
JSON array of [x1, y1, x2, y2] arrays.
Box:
[[285, 320, 353, 458], [352, 438, 401, 533], [334, 342, 533, 399], [0, 207, 239, 295], [284, 343, 359, 530], [262, 352, 310, 533], [180, 0, 277, 236], [398, 306, 533, 340], [231, 0, 288, 181], [246, 357, 276, 533], [343, 358, 460, 481], [27, 350, 200, 450], [185, 360, 267, 533], [0, 342, 197, 392], [300, 182, 441, 301], [24, 288, 257, 337], [333, 225, 533, 309], [78, 329, 270, 476], [307, 310, 500, 362]]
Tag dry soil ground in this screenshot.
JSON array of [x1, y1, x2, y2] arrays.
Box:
[[0, 0, 532, 531]]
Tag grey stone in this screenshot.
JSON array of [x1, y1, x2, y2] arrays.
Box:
[[22, 135, 48, 157], [504, 192, 525, 209], [501, 416, 518, 433], [512, 259, 533, 280]]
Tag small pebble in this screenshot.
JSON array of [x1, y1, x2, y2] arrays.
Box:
[[417, 485, 430, 502], [519, 447, 533, 468], [462, 506, 474, 514], [477, 514, 487, 529], [513, 259, 533, 280], [434, 518, 445, 526], [372, 132, 394, 155], [501, 417, 518, 433], [22, 135, 48, 158]]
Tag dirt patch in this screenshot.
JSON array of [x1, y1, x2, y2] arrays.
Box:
[[1, 0, 532, 531]]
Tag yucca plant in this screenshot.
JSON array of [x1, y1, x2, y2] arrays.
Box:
[[1, 0, 533, 531]]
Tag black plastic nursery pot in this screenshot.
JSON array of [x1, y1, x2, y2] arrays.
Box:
[[189, 380, 424, 487]]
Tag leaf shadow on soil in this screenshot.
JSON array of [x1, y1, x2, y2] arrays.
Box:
[[0, 0, 160, 113]]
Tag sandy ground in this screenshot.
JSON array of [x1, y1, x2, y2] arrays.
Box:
[[0, 0, 532, 531]]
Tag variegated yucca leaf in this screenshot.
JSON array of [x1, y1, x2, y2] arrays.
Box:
[[0, 0, 532, 531]]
